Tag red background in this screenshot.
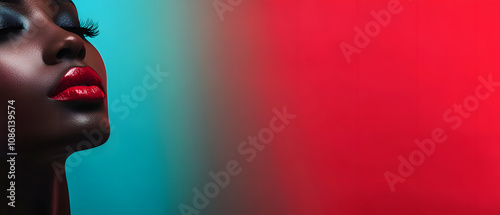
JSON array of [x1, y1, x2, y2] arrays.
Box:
[[207, 0, 500, 214]]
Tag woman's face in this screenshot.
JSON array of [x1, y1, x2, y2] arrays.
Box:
[[0, 0, 109, 152]]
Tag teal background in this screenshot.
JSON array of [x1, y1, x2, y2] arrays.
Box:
[[68, 1, 207, 214]]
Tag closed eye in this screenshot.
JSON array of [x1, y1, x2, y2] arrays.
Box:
[[61, 19, 99, 39], [0, 23, 24, 35]]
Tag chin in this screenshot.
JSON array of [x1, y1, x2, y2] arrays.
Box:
[[19, 101, 111, 154], [59, 104, 111, 151]]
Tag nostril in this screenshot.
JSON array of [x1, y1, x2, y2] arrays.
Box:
[[44, 35, 87, 65], [55, 47, 86, 60], [78, 48, 86, 59], [56, 48, 71, 59]]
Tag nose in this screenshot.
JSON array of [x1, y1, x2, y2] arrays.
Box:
[[42, 25, 86, 65]]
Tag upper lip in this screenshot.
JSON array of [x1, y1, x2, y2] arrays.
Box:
[[50, 66, 104, 98]]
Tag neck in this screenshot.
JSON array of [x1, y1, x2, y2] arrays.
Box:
[[1, 152, 71, 215]]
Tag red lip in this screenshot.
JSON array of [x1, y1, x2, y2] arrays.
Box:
[[50, 66, 105, 102]]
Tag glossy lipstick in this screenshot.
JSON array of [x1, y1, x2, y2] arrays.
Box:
[[50, 66, 105, 102]]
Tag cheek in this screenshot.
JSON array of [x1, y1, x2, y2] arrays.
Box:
[[0, 55, 52, 102], [0, 42, 57, 100]]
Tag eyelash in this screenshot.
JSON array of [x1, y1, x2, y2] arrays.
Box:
[[62, 19, 100, 38], [0, 19, 100, 39], [0, 23, 24, 35]]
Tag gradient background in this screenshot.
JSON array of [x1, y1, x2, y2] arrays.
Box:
[[70, 0, 500, 214]]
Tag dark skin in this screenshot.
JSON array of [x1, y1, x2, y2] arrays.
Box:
[[0, 0, 109, 214]]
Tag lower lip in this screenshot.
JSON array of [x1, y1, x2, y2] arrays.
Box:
[[51, 86, 105, 102]]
